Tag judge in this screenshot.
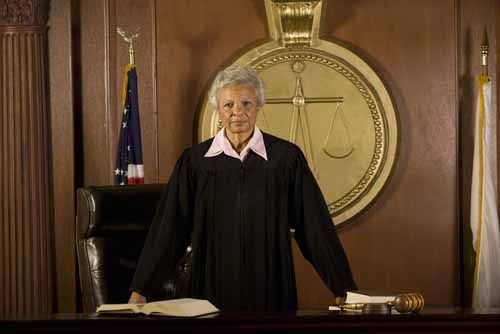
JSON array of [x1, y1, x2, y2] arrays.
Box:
[[128, 66, 357, 311]]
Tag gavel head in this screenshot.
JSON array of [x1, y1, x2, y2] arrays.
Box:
[[392, 293, 425, 313]]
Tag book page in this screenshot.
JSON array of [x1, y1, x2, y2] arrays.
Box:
[[96, 303, 142, 313], [345, 291, 370, 304], [345, 291, 395, 304], [143, 298, 219, 317]]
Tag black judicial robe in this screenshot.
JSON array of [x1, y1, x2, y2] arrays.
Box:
[[130, 133, 357, 311]]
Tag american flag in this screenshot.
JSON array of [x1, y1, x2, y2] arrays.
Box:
[[115, 64, 144, 185]]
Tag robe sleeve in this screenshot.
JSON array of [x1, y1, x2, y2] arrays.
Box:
[[130, 149, 195, 297], [289, 147, 357, 296]]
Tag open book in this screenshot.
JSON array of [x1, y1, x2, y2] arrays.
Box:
[[328, 291, 395, 311], [96, 298, 219, 317], [345, 291, 395, 304]]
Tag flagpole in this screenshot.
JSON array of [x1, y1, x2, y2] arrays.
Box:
[[481, 28, 488, 77]]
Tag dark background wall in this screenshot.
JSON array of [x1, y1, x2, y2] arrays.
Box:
[[44, 0, 498, 312]]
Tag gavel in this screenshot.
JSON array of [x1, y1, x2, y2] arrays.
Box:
[[340, 292, 425, 314]]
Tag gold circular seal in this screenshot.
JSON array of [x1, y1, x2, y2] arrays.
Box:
[[197, 39, 399, 226]]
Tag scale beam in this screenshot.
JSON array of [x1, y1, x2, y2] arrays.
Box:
[[267, 97, 344, 104]]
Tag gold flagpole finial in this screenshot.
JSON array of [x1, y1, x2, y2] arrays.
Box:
[[117, 28, 140, 65], [481, 27, 489, 76]]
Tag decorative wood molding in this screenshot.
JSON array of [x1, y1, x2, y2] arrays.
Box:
[[0, 0, 53, 317], [0, 0, 49, 26]]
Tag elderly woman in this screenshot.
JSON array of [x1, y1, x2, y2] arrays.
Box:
[[129, 66, 356, 311]]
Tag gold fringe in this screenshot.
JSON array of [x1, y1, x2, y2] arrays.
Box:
[[121, 64, 136, 107]]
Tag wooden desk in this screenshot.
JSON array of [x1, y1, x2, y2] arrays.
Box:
[[2, 308, 500, 333]]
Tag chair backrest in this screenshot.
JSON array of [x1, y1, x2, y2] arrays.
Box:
[[76, 184, 176, 312]]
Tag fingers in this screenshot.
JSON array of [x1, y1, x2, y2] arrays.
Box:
[[128, 291, 147, 304], [333, 296, 346, 306]]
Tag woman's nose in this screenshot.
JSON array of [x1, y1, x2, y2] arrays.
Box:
[[232, 103, 244, 115]]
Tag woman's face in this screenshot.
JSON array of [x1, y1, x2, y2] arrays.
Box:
[[217, 83, 259, 138]]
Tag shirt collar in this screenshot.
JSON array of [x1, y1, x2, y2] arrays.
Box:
[[204, 127, 268, 162]]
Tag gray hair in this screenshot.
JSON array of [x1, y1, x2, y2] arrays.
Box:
[[208, 66, 265, 108]]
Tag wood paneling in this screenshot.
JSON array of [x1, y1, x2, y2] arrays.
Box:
[[155, 0, 267, 180], [290, 0, 476, 308], [80, 0, 110, 186], [321, 0, 459, 307], [43, 0, 499, 312], [0, 0, 54, 317], [48, 0, 77, 313], [80, 0, 156, 186]]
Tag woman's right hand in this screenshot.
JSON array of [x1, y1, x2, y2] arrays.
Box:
[[128, 291, 147, 304]]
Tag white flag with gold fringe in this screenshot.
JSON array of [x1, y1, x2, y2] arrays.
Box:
[[470, 74, 500, 308]]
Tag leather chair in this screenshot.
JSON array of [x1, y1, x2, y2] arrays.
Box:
[[76, 184, 191, 312]]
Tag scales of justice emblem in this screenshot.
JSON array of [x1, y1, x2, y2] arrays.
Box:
[[197, 0, 399, 226]]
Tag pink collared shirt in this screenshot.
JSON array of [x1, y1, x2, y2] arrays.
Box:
[[204, 127, 268, 162]]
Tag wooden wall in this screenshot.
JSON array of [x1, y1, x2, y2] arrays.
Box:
[[48, 0, 77, 313], [298, 0, 461, 307], [46, 0, 499, 312]]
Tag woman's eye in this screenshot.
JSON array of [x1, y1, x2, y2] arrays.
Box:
[[243, 101, 253, 108], [224, 102, 233, 109]]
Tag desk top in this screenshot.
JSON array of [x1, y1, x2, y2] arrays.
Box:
[[2, 307, 500, 333]]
